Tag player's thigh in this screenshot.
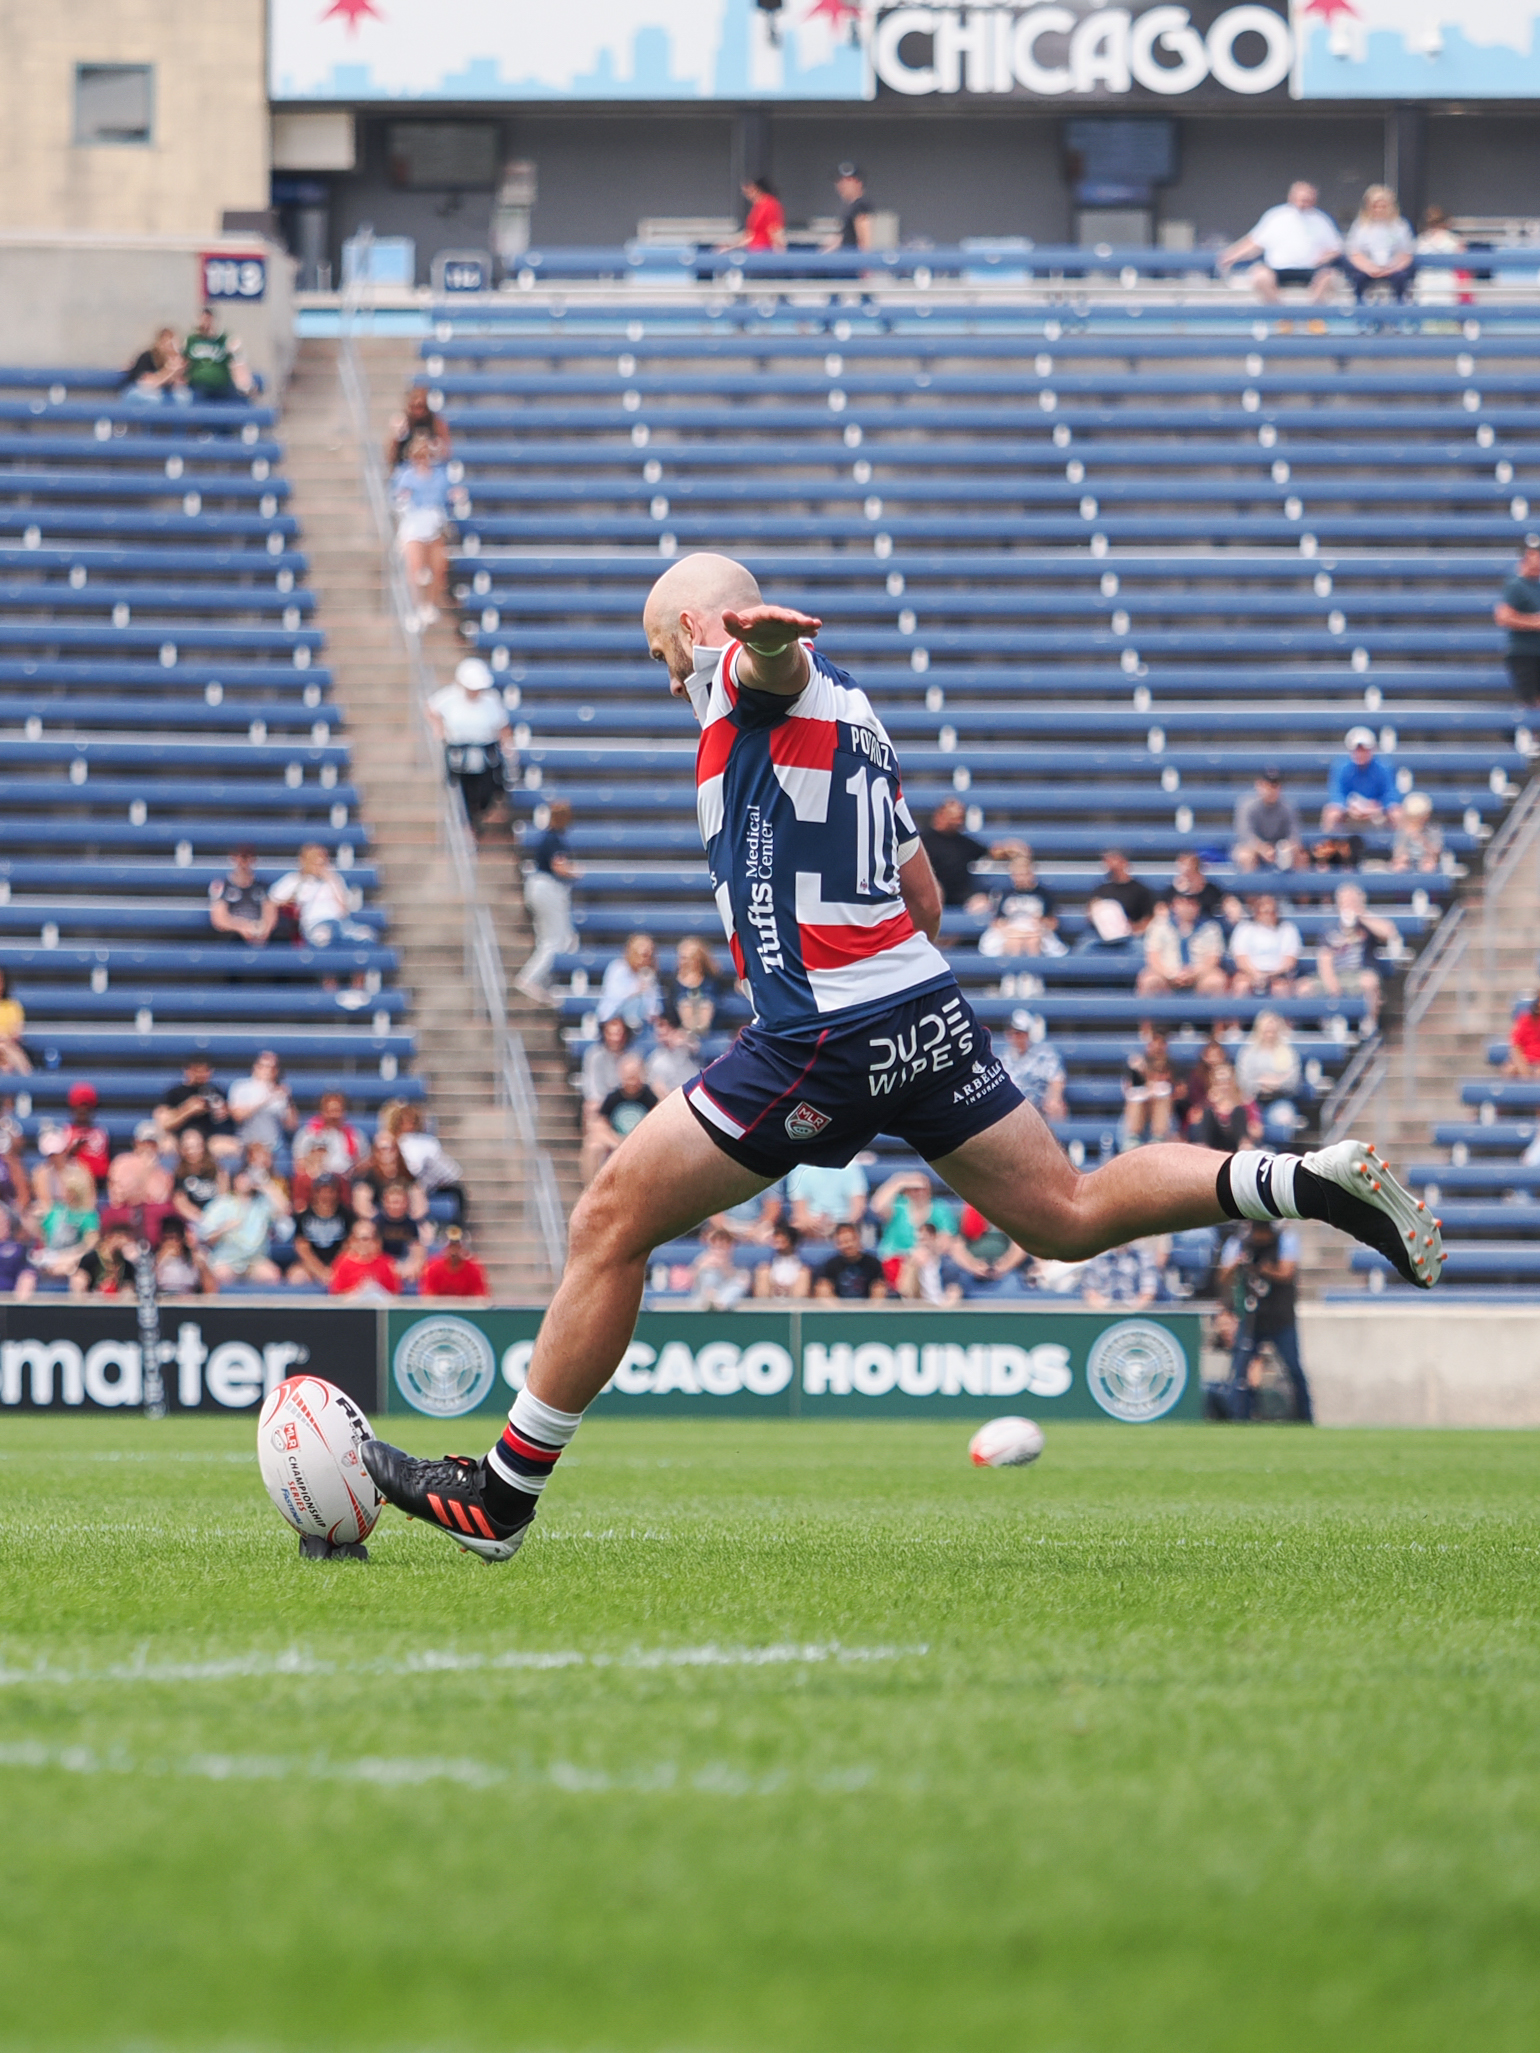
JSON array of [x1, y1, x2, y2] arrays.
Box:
[[928, 1099, 1082, 1246], [575, 1088, 772, 1259]]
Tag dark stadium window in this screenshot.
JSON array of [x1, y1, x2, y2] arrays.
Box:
[[74, 64, 154, 147]]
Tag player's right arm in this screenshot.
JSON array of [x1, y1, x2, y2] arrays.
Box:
[[899, 843, 943, 943], [720, 604, 822, 694]]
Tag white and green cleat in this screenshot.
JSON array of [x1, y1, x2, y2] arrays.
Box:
[[1298, 1138, 1445, 1289]]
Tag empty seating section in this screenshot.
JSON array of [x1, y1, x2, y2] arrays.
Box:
[[0, 365, 419, 1281], [421, 299, 1540, 1292]]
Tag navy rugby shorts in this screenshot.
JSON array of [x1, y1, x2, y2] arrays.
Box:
[[684, 980, 1023, 1179]]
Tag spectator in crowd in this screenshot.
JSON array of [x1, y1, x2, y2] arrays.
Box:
[[1307, 882, 1395, 1033], [1342, 186, 1416, 302], [1122, 1027, 1176, 1147], [1233, 768, 1303, 873], [979, 900, 1065, 964], [391, 433, 457, 630], [381, 1100, 464, 1213], [154, 1217, 210, 1296], [185, 308, 255, 400], [30, 1161, 99, 1280], [1415, 205, 1470, 308], [998, 1010, 1067, 1123], [71, 1220, 139, 1297], [1391, 791, 1443, 873], [814, 1219, 888, 1300], [268, 843, 372, 950], [515, 800, 579, 1005], [1218, 1220, 1312, 1423], [327, 1220, 401, 1299], [242, 1140, 292, 1234], [374, 1181, 430, 1284], [752, 1221, 811, 1299], [120, 326, 192, 405], [1170, 851, 1227, 926], [1493, 541, 1540, 708], [1175, 1033, 1232, 1140], [1322, 727, 1400, 833], [0, 967, 28, 1074], [428, 658, 513, 833], [1079, 1239, 1160, 1311], [664, 936, 727, 1036], [951, 1206, 1031, 1299], [156, 1056, 239, 1161], [873, 1171, 958, 1285], [580, 1017, 633, 1118], [101, 1122, 176, 1242], [720, 175, 787, 254], [825, 162, 875, 254], [1505, 996, 1540, 1078], [987, 845, 1059, 938], [583, 1054, 658, 1186], [1077, 849, 1155, 955], [713, 1181, 788, 1246], [1235, 1011, 1302, 1143], [0, 1205, 36, 1299], [171, 1128, 224, 1227], [898, 1219, 966, 1306], [919, 799, 1022, 913], [227, 1051, 297, 1154], [1229, 895, 1304, 998], [385, 387, 450, 470], [1196, 1063, 1262, 1153], [46, 1083, 112, 1184], [289, 1175, 352, 1287], [420, 1224, 490, 1299], [1138, 897, 1228, 999], [1218, 181, 1343, 303], [645, 1012, 698, 1100], [296, 1090, 364, 1178], [597, 933, 663, 1032], [208, 848, 276, 946], [690, 1223, 749, 1310], [0, 1113, 31, 1218], [348, 1133, 427, 1225], [787, 1158, 868, 1237], [196, 1166, 282, 1288]]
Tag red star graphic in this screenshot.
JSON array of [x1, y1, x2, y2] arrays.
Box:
[[1299, 0, 1359, 18], [322, 0, 384, 31], [804, 0, 862, 27]]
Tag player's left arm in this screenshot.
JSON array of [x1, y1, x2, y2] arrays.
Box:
[[721, 605, 822, 695]]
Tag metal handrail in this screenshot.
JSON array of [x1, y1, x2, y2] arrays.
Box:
[[1482, 776, 1540, 987], [339, 253, 567, 1282]]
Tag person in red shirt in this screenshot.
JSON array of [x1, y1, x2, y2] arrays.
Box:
[[53, 1082, 111, 1184], [420, 1225, 490, 1299], [719, 176, 786, 255], [327, 1220, 401, 1297], [1505, 997, 1540, 1076]]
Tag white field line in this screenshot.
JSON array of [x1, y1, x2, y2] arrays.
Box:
[[0, 1740, 877, 1797], [0, 1641, 929, 1689]]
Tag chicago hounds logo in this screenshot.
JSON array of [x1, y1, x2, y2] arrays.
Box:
[[785, 1101, 832, 1140], [1085, 1320, 1188, 1423], [393, 1316, 498, 1418]]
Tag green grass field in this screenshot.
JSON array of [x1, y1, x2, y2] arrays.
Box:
[[1, 1415, 1537, 2053]]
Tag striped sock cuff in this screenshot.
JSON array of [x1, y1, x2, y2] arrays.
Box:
[[1226, 1150, 1300, 1222], [486, 1388, 584, 1499]]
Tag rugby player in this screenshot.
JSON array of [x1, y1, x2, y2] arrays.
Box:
[[364, 553, 1443, 1559]]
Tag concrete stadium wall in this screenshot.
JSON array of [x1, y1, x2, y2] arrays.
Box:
[[0, 234, 295, 393], [0, 0, 268, 238], [1298, 1306, 1540, 1428]]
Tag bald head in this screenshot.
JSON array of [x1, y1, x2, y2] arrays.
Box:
[[644, 552, 762, 693]]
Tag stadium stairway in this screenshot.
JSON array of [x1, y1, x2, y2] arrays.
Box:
[[279, 337, 580, 1292]]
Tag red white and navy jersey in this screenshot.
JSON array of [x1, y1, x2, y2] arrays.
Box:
[[692, 642, 951, 1033]]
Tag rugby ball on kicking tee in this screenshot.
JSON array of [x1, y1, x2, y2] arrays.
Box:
[[968, 1416, 1045, 1469], [258, 1375, 382, 1544]]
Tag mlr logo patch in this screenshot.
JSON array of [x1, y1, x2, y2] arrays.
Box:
[[785, 1102, 832, 1140]]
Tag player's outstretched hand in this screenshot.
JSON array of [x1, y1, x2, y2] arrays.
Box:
[[722, 604, 822, 658]]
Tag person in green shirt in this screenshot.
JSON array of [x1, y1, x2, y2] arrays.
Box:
[[183, 307, 255, 401], [1494, 542, 1540, 706]]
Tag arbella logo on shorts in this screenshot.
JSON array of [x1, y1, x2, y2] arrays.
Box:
[[785, 1101, 832, 1141]]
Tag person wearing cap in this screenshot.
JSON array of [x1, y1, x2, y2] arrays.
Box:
[[1000, 1009, 1066, 1123], [155, 1056, 239, 1161], [825, 163, 874, 254], [1322, 728, 1400, 833], [209, 847, 277, 946], [1077, 848, 1156, 954], [420, 1224, 491, 1299], [428, 658, 514, 832], [1391, 791, 1444, 873], [55, 1083, 111, 1183], [1233, 768, 1303, 874], [516, 798, 579, 1004], [1495, 542, 1540, 708]]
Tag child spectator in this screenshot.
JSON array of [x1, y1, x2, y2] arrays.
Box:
[[48, 1083, 111, 1183], [32, 1162, 100, 1280], [1504, 997, 1540, 1078], [1235, 1011, 1302, 1142], [72, 1221, 139, 1297], [154, 1218, 210, 1296], [375, 1181, 429, 1282], [208, 849, 276, 946], [814, 1220, 889, 1300], [327, 1221, 401, 1298], [752, 1222, 810, 1299], [420, 1225, 490, 1299], [0, 968, 29, 1073], [1391, 792, 1443, 873], [171, 1129, 225, 1227]]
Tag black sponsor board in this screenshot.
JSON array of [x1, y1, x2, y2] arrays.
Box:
[[0, 1302, 377, 1414]]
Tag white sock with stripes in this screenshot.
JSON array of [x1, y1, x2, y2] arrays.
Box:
[[1225, 1150, 1300, 1222]]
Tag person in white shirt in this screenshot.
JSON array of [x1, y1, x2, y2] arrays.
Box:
[[1229, 895, 1303, 997], [1219, 182, 1343, 303], [427, 657, 514, 830], [1342, 186, 1416, 303], [267, 843, 372, 948]]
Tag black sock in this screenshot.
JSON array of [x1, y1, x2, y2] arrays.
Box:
[[479, 1462, 540, 1531], [1287, 1165, 1334, 1224], [1215, 1158, 1241, 1219]]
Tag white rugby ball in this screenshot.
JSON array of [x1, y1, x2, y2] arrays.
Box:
[[969, 1416, 1045, 1469], [258, 1375, 381, 1544]]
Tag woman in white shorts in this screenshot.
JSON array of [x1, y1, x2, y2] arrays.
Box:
[[391, 434, 454, 628]]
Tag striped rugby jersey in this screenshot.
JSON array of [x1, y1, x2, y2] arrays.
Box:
[[692, 641, 952, 1032]]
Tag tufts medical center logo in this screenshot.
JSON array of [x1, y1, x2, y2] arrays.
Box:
[[1085, 1319, 1188, 1422], [393, 1316, 498, 1417]]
